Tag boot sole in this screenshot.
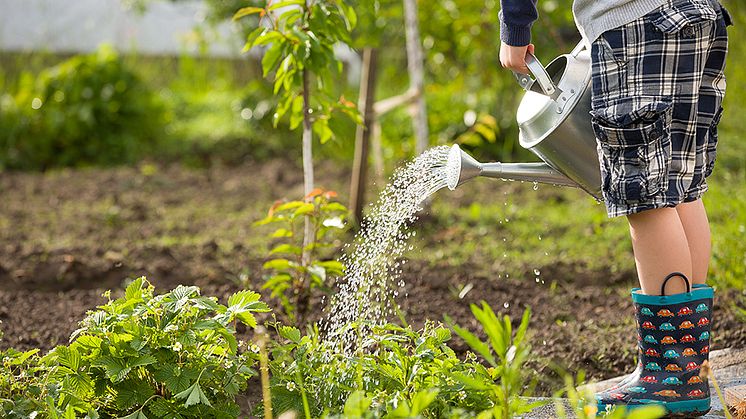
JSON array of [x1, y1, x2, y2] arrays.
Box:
[[598, 398, 711, 418]]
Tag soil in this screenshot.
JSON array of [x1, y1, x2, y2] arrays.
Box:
[[1, 160, 745, 396]]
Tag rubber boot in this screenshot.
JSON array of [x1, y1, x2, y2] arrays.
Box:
[[597, 273, 713, 417]]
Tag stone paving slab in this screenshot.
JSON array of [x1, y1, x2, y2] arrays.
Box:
[[523, 348, 746, 418]]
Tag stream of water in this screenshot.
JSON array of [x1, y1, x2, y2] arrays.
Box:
[[321, 146, 458, 353]]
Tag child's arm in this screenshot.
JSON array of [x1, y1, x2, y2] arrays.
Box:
[[499, 0, 538, 74]]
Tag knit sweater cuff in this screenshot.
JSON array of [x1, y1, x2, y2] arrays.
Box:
[[500, 20, 532, 46]]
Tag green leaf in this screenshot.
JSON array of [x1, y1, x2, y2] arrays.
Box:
[[274, 201, 305, 212], [343, 391, 372, 416], [446, 315, 497, 367], [154, 365, 199, 394], [263, 274, 292, 294], [271, 228, 293, 238], [226, 290, 270, 328], [338, 3, 357, 29], [268, 0, 305, 11], [263, 259, 292, 270], [315, 260, 344, 275], [228, 290, 262, 308], [125, 277, 145, 301], [313, 117, 333, 144], [292, 202, 316, 216], [270, 244, 302, 255], [278, 326, 301, 344], [410, 389, 438, 414], [434, 327, 452, 343], [451, 371, 493, 391], [233, 6, 264, 21], [243, 27, 265, 52], [175, 381, 212, 407], [323, 202, 348, 212], [262, 41, 286, 77], [94, 354, 156, 383], [56, 346, 81, 370], [115, 378, 155, 410], [289, 95, 304, 129], [253, 31, 283, 48], [193, 296, 221, 312], [74, 335, 102, 350], [149, 399, 185, 419], [7, 348, 39, 365]]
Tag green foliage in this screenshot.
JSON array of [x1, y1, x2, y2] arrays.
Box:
[[0, 278, 269, 418], [0, 346, 46, 417], [256, 189, 348, 322], [235, 0, 361, 144], [0, 45, 167, 170], [266, 320, 496, 418], [447, 305, 544, 418]]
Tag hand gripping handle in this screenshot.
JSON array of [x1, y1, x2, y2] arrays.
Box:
[[512, 52, 559, 99]]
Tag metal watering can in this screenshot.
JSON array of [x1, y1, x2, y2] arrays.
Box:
[[447, 42, 602, 200]]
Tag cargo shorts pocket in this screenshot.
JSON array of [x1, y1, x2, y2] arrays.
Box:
[[591, 100, 673, 204], [705, 106, 724, 177], [650, 0, 717, 36]]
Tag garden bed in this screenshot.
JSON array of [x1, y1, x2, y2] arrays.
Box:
[[1, 159, 745, 395]]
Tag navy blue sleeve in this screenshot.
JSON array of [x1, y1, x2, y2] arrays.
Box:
[[499, 0, 539, 46]]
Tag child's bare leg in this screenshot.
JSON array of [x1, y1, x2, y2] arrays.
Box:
[[675, 199, 711, 284], [627, 207, 692, 295]]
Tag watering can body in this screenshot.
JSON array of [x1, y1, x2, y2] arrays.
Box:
[[450, 42, 603, 200]]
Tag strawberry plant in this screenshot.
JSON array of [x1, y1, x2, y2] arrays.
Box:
[[36, 277, 270, 418], [256, 188, 347, 323], [0, 332, 46, 418]]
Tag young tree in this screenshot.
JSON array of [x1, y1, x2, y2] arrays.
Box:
[[234, 0, 360, 262]]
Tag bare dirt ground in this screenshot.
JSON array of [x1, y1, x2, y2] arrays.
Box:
[[1, 160, 745, 394]]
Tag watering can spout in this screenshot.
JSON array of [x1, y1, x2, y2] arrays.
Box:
[[446, 144, 579, 190]]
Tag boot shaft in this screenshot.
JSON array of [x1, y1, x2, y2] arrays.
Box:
[[631, 286, 713, 401]]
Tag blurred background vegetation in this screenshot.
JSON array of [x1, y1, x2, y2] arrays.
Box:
[[0, 0, 744, 292], [1, 0, 740, 171]]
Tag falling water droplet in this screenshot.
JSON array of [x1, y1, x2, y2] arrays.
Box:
[[503, 302, 510, 308], [532, 182, 539, 191], [533, 269, 541, 276]]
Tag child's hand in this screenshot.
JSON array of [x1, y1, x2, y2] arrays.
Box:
[[500, 42, 535, 74]]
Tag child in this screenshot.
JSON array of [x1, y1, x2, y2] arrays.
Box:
[[499, 0, 731, 416]]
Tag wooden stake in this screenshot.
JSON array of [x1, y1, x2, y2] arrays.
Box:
[[349, 47, 378, 227], [403, 0, 429, 155]]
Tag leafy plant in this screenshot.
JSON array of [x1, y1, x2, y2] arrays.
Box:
[[0, 344, 46, 418], [37, 277, 269, 418], [256, 188, 348, 323], [263, 319, 499, 418], [0, 45, 167, 170], [235, 0, 362, 279], [447, 304, 544, 418]]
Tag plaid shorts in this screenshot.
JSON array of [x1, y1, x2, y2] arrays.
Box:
[[590, 0, 731, 217]]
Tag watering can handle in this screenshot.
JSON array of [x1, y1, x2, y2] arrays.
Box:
[[513, 52, 559, 99]]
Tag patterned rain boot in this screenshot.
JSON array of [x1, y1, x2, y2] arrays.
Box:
[[597, 273, 713, 417]]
